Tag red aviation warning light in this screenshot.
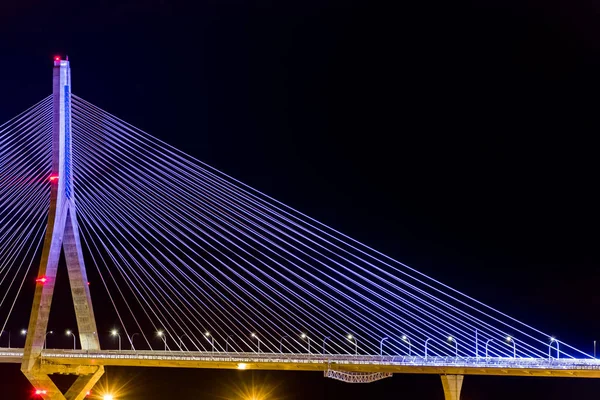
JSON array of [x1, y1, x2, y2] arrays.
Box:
[[86, 390, 91, 397], [36, 277, 48, 284], [35, 389, 48, 395], [54, 56, 61, 61], [49, 175, 58, 182]]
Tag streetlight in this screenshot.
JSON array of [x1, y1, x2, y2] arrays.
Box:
[[347, 334, 358, 355], [485, 339, 495, 359], [402, 335, 412, 356], [425, 338, 432, 358], [204, 331, 215, 352], [178, 334, 188, 351], [380, 336, 389, 356], [448, 336, 458, 357], [250, 333, 260, 352], [549, 337, 560, 359], [157, 330, 167, 351], [130, 333, 140, 351], [111, 329, 121, 351], [301, 333, 312, 354], [44, 331, 53, 349], [506, 336, 516, 358], [66, 330, 76, 350]]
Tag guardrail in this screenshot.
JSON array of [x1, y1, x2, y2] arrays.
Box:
[[3, 348, 600, 371], [5, 348, 593, 371]]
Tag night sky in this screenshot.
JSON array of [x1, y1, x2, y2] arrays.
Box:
[[1, 0, 600, 398]]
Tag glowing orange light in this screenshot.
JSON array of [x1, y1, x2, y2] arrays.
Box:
[[36, 277, 48, 284], [86, 390, 91, 397], [49, 175, 58, 182]]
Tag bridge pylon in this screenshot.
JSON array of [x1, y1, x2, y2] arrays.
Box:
[[21, 58, 104, 400], [441, 374, 464, 400]]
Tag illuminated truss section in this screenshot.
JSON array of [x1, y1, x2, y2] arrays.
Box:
[[324, 369, 393, 383]]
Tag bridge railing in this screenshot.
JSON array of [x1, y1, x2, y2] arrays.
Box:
[[25, 348, 600, 370]]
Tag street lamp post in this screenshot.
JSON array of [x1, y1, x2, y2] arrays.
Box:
[[66, 330, 76, 350], [111, 330, 121, 351], [178, 334, 189, 351], [425, 338, 432, 358], [204, 331, 215, 352], [506, 336, 516, 358], [402, 335, 412, 356], [347, 334, 358, 355], [157, 330, 167, 351], [301, 333, 311, 354], [131, 332, 140, 350], [448, 336, 458, 357], [380, 336, 389, 356], [251, 333, 260, 352], [44, 331, 53, 349], [485, 339, 494, 358], [549, 337, 560, 359]]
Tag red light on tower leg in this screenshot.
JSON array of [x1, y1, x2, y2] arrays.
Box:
[[49, 175, 58, 182], [54, 56, 61, 61], [35, 389, 48, 395], [36, 277, 48, 284]]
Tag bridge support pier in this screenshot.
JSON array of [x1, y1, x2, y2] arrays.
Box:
[[441, 374, 464, 400]]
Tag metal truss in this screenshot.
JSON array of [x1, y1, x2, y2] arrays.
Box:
[[324, 369, 393, 383]]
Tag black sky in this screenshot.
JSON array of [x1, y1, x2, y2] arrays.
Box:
[[1, 0, 600, 398]]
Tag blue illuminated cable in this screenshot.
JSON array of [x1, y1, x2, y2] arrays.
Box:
[[70, 97, 580, 360], [71, 115, 524, 356], [72, 136, 400, 354], [0, 95, 51, 139], [72, 126, 486, 354], [0, 199, 49, 333], [72, 108, 536, 356]]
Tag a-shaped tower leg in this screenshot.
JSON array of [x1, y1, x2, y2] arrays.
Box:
[[441, 374, 464, 400], [21, 58, 104, 400]]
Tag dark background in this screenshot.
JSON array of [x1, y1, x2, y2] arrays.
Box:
[[1, 0, 600, 398]]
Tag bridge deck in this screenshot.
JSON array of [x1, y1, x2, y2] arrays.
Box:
[[2, 348, 600, 378]]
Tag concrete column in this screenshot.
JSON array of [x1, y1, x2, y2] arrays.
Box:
[[440, 374, 464, 400]]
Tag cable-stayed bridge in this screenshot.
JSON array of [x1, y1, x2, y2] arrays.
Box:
[[0, 58, 598, 399]]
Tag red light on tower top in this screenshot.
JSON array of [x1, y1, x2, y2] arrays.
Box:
[[54, 56, 61, 61], [36, 277, 48, 284]]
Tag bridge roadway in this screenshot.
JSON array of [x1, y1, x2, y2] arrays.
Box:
[[2, 348, 600, 378]]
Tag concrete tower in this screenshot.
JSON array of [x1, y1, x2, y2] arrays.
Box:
[[21, 58, 104, 400]]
